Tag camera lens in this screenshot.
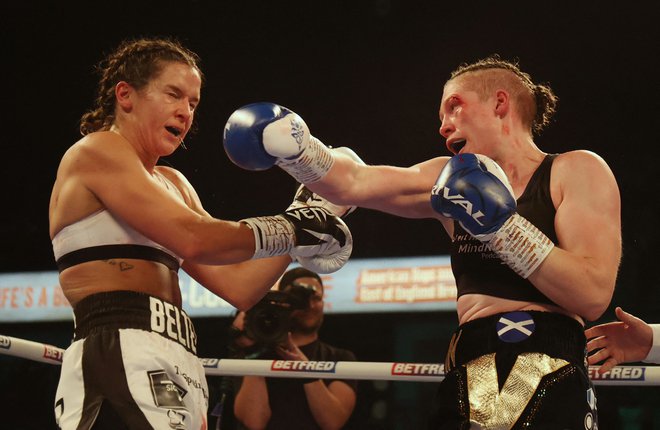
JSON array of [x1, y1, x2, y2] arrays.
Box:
[[252, 309, 287, 343], [244, 291, 294, 346]]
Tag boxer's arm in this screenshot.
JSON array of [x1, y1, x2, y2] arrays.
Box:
[[57, 132, 259, 264], [223, 102, 452, 220], [308, 155, 452, 220], [182, 258, 290, 311], [528, 150, 621, 320], [178, 169, 347, 308], [60, 133, 352, 278], [174, 172, 337, 311], [159, 165, 293, 310]]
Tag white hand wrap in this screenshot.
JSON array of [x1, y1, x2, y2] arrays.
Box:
[[241, 215, 296, 259], [262, 114, 335, 183], [275, 136, 335, 184], [488, 213, 555, 279], [288, 146, 366, 217]]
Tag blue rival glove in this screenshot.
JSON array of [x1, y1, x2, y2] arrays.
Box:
[[431, 153, 554, 278], [223, 102, 335, 184], [431, 153, 516, 241]]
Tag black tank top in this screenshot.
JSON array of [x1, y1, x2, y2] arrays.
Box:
[[450, 154, 558, 305]]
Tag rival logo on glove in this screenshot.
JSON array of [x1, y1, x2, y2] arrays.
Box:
[[431, 185, 486, 226]]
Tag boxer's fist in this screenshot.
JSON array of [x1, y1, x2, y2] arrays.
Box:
[[431, 153, 516, 241], [284, 206, 353, 273], [223, 102, 334, 183], [223, 102, 301, 170]]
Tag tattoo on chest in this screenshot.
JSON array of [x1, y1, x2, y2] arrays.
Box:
[[102, 259, 134, 271]]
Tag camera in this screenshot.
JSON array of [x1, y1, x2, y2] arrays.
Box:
[[243, 282, 318, 347]]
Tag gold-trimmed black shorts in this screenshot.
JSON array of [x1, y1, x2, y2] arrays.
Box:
[[428, 311, 597, 430]]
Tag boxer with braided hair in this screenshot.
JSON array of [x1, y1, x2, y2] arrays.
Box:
[[224, 55, 621, 428], [50, 37, 352, 429]]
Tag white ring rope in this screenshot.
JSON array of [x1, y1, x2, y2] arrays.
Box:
[[1, 334, 658, 386]]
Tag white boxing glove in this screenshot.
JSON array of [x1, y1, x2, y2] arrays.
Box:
[[240, 206, 353, 274]]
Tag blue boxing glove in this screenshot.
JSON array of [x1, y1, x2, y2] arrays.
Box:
[[431, 153, 516, 241], [223, 102, 335, 183], [431, 154, 554, 278]]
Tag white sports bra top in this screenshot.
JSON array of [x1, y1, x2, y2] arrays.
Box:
[[52, 176, 184, 272]]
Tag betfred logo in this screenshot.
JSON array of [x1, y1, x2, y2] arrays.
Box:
[[271, 360, 336, 373], [392, 363, 445, 376], [588, 366, 645, 381], [0, 336, 10, 349], [44, 346, 63, 362]]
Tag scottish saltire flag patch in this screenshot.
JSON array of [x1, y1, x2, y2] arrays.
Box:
[[496, 311, 535, 343]]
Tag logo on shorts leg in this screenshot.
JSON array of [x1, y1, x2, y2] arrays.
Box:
[[148, 370, 188, 409], [167, 409, 186, 430], [496, 311, 535, 343]]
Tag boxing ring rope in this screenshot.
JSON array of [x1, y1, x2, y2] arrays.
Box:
[[2, 334, 658, 386]]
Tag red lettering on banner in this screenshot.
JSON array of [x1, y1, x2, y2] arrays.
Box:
[[11, 287, 19, 308], [38, 287, 48, 306], [0, 288, 8, 308], [0, 286, 72, 310], [24, 287, 33, 308], [356, 265, 457, 304]]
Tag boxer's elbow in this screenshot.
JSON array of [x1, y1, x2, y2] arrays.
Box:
[[581, 299, 609, 322], [580, 281, 615, 321], [231, 294, 263, 312]]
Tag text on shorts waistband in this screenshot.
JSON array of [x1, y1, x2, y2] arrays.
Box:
[[73, 290, 197, 354]]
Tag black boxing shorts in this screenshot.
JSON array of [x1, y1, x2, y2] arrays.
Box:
[[54, 291, 208, 430], [428, 311, 598, 430]]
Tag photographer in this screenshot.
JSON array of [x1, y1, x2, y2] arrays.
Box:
[[233, 267, 357, 430]]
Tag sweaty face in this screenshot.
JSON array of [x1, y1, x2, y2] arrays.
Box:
[[286, 276, 324, 334], [131, 62, 202, 156], [438, 79, 501, 156]]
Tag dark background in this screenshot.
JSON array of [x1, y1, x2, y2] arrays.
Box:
[[2, 1, 659, 428]]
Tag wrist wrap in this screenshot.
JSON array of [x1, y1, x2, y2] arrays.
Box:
[[489, 213, 555, 279], [276, 136, 335, 184], [241, 216, 295, 259]]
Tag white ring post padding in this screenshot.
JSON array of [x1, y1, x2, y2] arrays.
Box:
[[0, 334, 64, 364], [201, 358, 445, 382], [2, 334, 659, 385]]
